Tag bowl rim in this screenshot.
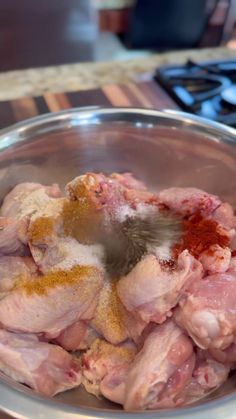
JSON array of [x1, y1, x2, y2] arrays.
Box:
[[0, 106, 235, 418], [0, 106, 235, 140]]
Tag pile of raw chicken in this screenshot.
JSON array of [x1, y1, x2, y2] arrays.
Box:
[[0, 172, 235, 410]]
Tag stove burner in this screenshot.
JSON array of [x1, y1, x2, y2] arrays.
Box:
[[172, 74, 230, 104], [154, 60, 236, 127], [221, 85, 236, 107]]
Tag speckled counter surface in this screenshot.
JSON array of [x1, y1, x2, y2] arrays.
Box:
[[0, 47, 235, 101]]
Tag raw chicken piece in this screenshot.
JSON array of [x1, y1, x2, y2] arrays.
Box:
[[110, 173, 158, 207], [123, 190, 158, 208], [0, 183, 43, 217], [110, 172, 147, 191], [91, 281, 128, 344], [124, 321, 194, 410], [212, 202, 236, 230], [91, 280, 146, 345], [102, 338, 195, 408], [66, 173, 125, 210], [55, 321, 100, 351], [0, 217, 29, 256], [82, 338, 136, 397], [30, 236, 104, 274], [228, 256, 236, 272], [63, 173, 159, 247], [210, 342, 236, 363], [108, 325, 228, 410], [27, 198, 65, 248], [211, 203, 236, 251], [199, 245, 231, 274], [117, 250, 203, 324], [174, 352, 230, 406], [18, 187, 62, 220], [91, 281, 129, 345], [27, 191, 107, 266], [0, 329, 81, 396], [159, 187, 221, 217], [1, 182, 61, 218], [0, 183, 62, 256], [100, 364, 130, 405], [152, 355, 196, 408], [27, 196, 105, 331], [66, 172, 158, 219], [0, 256, 37, 296], [175, 270, 236, 350], [119, 304, 147, 344], [55, 320, 88, 351], [0, 265, 103, 338]]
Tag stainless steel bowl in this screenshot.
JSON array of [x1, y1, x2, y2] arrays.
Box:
[[0, 107, 236, 419]]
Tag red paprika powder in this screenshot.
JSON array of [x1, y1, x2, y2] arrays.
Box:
[[173, 213, 230, 259]]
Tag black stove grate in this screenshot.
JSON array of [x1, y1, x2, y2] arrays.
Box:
[[154, 60, 236, 127]]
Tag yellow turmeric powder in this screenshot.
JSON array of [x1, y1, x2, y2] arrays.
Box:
[[18, 265, 97, 296]]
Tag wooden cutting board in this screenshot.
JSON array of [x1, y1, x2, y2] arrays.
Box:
[[0, 81, 178, 129]]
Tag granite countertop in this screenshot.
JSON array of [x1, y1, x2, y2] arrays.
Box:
[[95, 0, 134, 9], [0, 47, 235, 101]]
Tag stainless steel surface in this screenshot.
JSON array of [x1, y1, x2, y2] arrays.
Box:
[[0, 107, 235, 419]]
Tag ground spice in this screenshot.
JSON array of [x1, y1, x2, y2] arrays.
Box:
[[67, 174, 104, 203], [28, 216, 55, 243], [29, 197, 101, 245], [63, 176, 103, 243], [18, 265, 96, 295], [92, 281, 127, 342], [173, 213, 230, 259], [62, 200, 101, 244], [89, 338, 136, 362]]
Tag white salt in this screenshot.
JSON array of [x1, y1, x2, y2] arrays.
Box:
[[115, 203, 157, 223], [19, 189, 53, 218], [115, 205, 136, 222], [149, 240, 172, 261], [52, 237, 105, 271], [135, 203, 158, 219]]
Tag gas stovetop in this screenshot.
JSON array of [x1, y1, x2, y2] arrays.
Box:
[[154, 60, 236, 127]]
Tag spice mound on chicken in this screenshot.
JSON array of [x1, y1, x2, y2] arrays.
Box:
[[0, 172, 235, 410]]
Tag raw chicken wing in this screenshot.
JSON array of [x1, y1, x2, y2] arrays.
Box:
[[29, 236, 104, 274], [117, 250, 203, 324], [124, 321, 194, 410], [82, 338, 136, 398], [199, 244, 231, 274], [0, 217, 29, 256], [175, 351, 230, 406], [55, 321, 100, 351], [1, 182, 61, 218], [159, 187, 221, 217], [91, 279, 146, 345], [66, 172, 158, 220], [0, 265, 103, 338], [212, 202, 236, 230], [0, 256, 37, 296], [210, 342, 236, 363], [175, 270, 236, 350], [0, 329, 81, 396]]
